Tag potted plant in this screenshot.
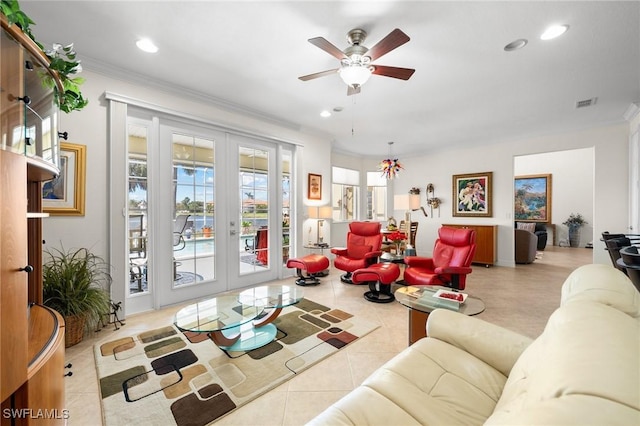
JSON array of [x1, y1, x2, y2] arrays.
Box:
[[42, 246, 111, 347], [202, 225, 213, 238], [563, 213, 588, 248]]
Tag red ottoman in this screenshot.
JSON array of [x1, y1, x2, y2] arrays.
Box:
[[286, 254, 330, 286], [352, 263, 400, 303]]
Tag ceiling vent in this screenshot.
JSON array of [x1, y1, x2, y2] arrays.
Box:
[[576, 97, 597, 109]]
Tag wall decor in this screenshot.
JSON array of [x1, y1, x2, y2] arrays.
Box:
[[452, 172, 492, 217], [514, 174, 552, 223], [308, 173, 322, 200], [43, 142, 86, 216]]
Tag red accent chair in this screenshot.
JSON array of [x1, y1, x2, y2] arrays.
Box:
[[403, 226, 476, 290], [331, 221, 383, 284]]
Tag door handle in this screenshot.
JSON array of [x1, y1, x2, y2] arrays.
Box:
[[230, 230, 237, 236]]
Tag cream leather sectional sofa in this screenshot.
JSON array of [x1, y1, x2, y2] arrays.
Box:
[[308, 264, 640, 425]]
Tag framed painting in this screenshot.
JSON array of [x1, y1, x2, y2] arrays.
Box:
[[453, 171, 492, 217], [42, 142, 86, 216], [308, 173, 322, 200], [514, 174, 552, 223]]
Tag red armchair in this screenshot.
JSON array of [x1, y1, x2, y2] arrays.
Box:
[[403, 226, 476, 290], [331, 222, 383, 284]]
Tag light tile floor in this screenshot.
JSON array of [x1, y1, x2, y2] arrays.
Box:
[[64, 246, 594, 425]]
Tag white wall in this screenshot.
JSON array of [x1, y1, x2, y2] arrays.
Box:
[[331, 123, 629, 267], [515, 148, 594, 248]]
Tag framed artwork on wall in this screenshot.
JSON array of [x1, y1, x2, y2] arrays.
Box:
[[514, 174, 552, 223], [308, 173, 322, 200], [42, 142, 86, 216], [452, 171, 492, 217]]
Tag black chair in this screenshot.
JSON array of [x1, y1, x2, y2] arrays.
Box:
[[601, 231, 640, 273], [616, 246, 640, 292], [534, 223, 548, 251]]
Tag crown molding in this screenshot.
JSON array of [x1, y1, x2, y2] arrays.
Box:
[[623, 103, 640, 121], [82, 55, 302, 131]]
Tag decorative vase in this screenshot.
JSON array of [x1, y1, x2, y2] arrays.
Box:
[[568, 227, 581, 248]]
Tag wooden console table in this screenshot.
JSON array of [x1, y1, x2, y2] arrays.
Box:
[[442, 224, 497, 266]]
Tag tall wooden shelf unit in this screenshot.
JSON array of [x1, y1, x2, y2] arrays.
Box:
[[442, 224, 498, 266], [0, 16, 66, 425]]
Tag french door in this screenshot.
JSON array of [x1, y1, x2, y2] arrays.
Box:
[[120, 115, 292, 315]]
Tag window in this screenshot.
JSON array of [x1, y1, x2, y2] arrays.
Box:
[[366, 171, 387, 221], [332, 166, 359, 221]]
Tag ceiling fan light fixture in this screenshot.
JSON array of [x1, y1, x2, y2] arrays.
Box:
[[339, 65, 373, 87]]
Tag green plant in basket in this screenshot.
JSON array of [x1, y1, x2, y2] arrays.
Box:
[[43, 246, 111, 346]]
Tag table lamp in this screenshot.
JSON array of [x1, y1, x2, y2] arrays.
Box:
[[308, 205, 332, 245], [394, 194, 412, 226]]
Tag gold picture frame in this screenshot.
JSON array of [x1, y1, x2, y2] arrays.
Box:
[[308, 173, 322, 200], [452, 171, 493, 217], [514, 174, 552, 223], [42, 142, 86, 216]]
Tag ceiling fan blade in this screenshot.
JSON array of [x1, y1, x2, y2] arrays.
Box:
[[365, 28, 410, 62], [298, 69, 339, 81], [308, 37, 348, 60], [372, 65, 415, 80], [347, 85, 361, 96]]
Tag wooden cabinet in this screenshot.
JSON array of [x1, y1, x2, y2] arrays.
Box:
[[442, 224, 497, 266], [0, 150, 29, 403], [1, 16, 65, 425]]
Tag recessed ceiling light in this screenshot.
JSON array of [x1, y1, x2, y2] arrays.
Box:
[[504, 39, 528, 52], [136, 38, 158, 53], [541, 24, 569, 40], [320, 110, 331, 118]]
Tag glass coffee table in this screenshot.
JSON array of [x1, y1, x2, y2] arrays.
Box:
[[174, 285, 304, 351], [395, 286, 485, 345]]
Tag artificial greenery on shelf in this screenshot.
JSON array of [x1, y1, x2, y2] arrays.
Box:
[[1, 0, 87, 112]]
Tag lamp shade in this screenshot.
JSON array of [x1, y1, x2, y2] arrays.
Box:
[[409, 193, 421, 210], [308, 206, 332, 219], [318, 206, 332, 219], [394, 194, 410, 211], [339, 65, 372, 87]]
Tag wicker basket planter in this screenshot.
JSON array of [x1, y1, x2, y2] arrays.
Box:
[[64, 314, 87, 348]]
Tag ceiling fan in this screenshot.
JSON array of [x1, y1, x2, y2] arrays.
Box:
[[299, 28, 415, 95]]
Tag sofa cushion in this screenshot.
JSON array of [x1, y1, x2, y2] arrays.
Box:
[[486, 301, 640, 425], [308, 337, 509, 426], [560, 264, 640, 318]]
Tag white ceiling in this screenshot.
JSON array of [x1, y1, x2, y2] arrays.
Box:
[[20, 1, 640, 158]]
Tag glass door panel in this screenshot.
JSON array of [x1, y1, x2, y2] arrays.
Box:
[[172, 134, 215, 287], [282, 150, 291, 266], [239, 146, 270, 274], [127, 124, 149, 295]]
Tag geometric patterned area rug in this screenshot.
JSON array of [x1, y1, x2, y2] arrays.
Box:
[[95, 298, 378, 426]]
